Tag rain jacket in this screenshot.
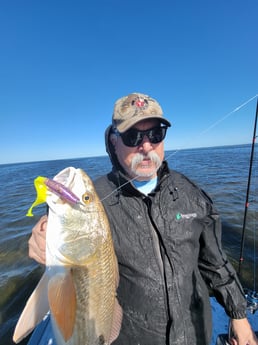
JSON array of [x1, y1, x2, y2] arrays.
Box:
[[94, 126, 247, 345]]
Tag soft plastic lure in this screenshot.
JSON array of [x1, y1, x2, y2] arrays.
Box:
[[26, 176, 80, 217]]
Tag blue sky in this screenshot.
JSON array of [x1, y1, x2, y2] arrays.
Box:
[[1, 0, 257, 164]]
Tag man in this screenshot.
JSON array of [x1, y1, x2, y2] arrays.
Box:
[[29, 93, 257, 345]]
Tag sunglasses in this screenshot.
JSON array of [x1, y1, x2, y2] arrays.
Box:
[[114, 126, 168, 147]]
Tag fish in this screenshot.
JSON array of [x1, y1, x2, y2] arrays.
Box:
[[13, 167, 122, 345]]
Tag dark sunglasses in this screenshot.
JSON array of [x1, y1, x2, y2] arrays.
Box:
[[114, 126, 168, 147]]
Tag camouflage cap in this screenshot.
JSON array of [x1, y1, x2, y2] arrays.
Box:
[[112, 92, 171, 133]]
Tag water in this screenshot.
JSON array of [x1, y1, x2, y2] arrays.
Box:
[[0, 144, 257, 345]]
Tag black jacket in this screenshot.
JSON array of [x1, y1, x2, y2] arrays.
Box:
[[94, 161, 247, 345], [93, 126, 247, 345]]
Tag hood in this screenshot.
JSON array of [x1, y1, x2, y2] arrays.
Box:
[[105, 125, 127, 174]]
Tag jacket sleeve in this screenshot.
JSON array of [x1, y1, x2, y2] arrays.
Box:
[[197, 198, 247, 319]]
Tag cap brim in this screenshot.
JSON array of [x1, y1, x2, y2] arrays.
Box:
[[116, 116, 171, 133]]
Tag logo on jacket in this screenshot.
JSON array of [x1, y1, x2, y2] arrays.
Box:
[[176, 212, 197, 220]]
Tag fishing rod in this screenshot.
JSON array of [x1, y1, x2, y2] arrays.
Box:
[[238, 98, 258, 274], [238, 98, 258, 314]]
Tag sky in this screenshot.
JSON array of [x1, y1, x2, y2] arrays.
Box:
[[1, 0, 257, 164]]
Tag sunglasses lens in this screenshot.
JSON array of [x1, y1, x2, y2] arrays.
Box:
[[121, 129, 141, 146], [121, 127, 167, 147], [149, 127, 167, 144]]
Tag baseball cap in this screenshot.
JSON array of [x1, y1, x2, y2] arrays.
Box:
[[112, 92, 171, 133]]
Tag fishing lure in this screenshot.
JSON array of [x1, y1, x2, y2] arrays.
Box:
[[26, 176, 80, 217]]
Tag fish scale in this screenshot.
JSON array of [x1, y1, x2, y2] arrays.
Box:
[[66, 242, 118, 344]]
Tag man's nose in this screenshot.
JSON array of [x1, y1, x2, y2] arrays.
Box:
[[138, 135, 153, 153]]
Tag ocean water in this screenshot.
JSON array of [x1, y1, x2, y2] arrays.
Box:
[[0, 144, 257, 345]]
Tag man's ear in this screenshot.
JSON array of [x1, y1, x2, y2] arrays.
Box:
[[110, 133, 117, 146]]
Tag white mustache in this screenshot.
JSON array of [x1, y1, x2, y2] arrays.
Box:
[[131, 152, 162, 177]]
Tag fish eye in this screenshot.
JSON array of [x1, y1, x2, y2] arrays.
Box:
[[82, 192, 94, 204]]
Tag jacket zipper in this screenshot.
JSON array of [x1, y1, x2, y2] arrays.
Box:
[[144, 196, 172, 344]]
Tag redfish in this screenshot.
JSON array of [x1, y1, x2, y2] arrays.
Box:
[[13, 167, 122, 345]]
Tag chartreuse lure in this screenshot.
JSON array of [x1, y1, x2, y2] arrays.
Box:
[[26, 176, 80, 217]]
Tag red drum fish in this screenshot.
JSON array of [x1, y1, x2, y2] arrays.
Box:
[[13, 167, 122, 345]]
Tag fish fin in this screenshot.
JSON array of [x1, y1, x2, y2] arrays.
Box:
[[13, 272, 50, 343], [48, 271, 77, 341], [109, 298, 123, 344]]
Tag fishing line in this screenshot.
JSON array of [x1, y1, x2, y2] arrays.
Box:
[[100, 94, 258, 202], [164, 94, 258, 162], [100, 176, 139, 202]]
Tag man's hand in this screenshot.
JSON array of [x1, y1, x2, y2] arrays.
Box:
[[229, 318, 258, 345], [28, 215, 47, 265]]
